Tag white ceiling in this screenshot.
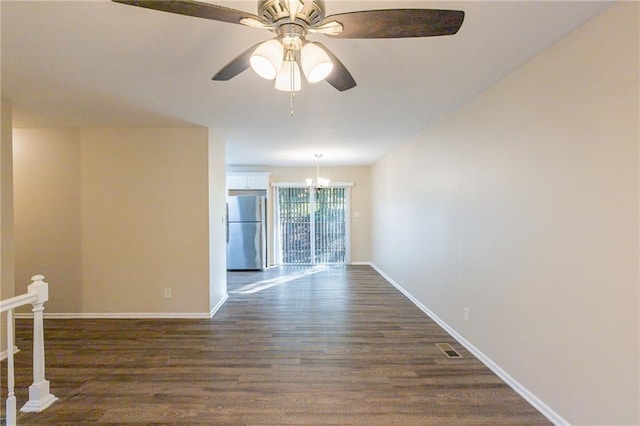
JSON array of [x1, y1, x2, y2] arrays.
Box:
[[2, 0, 611, 166]]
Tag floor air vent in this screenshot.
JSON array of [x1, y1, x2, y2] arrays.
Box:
[[436, 343, 462, 358]]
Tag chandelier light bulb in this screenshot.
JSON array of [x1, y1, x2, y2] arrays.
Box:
[[317, 177, 330, 187], [301, 42, 333, 83], [250, 39, 284, 80]]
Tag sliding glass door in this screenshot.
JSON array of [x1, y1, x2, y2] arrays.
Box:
[[275, 186, 349, 265], [277, 187, 312, 264]]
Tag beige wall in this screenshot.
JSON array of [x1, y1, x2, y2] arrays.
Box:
[[1, 101, 14, 300], [80, 128, 210, 313], [13, 127, 217, 315], [370, 3, 639, 424], [1, 101, 15, 355], [228, 165, 371, 264], [13, 129, 82, 312]]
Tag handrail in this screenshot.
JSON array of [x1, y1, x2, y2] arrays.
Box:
[[2, 275, 57, 426], [0, 293, 38, 313]]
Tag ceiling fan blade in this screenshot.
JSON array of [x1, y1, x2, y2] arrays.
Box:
[[314, 43, 356, 92], [212, 42, 262, 81], [322, 9, 464, 39], [112, 0, 263, 26]]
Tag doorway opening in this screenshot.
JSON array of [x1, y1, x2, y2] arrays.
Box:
[[275, 186, 350, 265]]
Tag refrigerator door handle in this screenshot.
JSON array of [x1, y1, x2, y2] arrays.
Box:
[[226, 202, 229, 243]]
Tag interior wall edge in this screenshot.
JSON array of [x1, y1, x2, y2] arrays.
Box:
[[208, 293, 229, 318], [208, 130, 228, 313]]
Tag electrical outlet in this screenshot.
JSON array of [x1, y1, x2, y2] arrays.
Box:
[[463, 307, 469, 322], [164, 288, 172, 299]]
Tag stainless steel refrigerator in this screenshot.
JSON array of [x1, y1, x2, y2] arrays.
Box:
[[226, 195, 266, 270]]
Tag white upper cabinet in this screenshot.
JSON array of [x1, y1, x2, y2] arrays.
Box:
[[226, 173, 270, 190]]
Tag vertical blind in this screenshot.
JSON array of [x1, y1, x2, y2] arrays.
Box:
[[277, 186, 347, 265], [314, 187, 347, 264], [278, 187, 312, 264]]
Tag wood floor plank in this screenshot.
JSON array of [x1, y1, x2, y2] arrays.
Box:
[[1, 265, 549, 424]]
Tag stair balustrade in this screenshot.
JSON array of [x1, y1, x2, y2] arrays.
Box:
[[0, 275, 57, 426]]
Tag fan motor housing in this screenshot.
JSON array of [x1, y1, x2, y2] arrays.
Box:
[[258, 0, 326, 26]]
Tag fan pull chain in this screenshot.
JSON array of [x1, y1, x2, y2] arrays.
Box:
[[290, 60, 295, 117], [290, 92, 295, 117]]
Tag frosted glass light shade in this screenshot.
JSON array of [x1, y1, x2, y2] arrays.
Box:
[[250, 39, 283, 80], [275, 60, 302, 92], [305, 178, 330, 187], [318, 177, 330, 187], [301, 42, 333, 83]]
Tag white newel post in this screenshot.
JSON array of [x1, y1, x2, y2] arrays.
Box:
[[6, 309, 17, 426], [20, 275, 58, 413]]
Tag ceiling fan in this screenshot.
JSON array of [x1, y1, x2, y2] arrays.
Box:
[[112, 0, 465, 93]]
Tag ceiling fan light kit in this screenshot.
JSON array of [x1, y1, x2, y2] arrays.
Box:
[[112, 0, 465, 96], [248, 21, 332, 92]]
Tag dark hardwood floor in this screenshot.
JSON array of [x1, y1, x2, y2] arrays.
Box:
[[2, 265, 549, 424]]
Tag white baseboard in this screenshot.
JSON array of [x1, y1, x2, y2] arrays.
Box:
[[15, 312, 214, 320], [209, 293, 228, 318], [14, 295, 231, 320], [369, 262, 568, 426], [350, 261, 373, 266]]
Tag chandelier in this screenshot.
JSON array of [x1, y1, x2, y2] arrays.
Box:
[[306, 154, 330, 189]]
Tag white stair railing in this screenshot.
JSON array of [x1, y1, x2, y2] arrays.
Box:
[[0, 275, 57, 426]]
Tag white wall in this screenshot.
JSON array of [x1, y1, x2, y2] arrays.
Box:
[[370, 3, 638, 424]]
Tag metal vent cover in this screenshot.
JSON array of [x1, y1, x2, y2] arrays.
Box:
[[436, 343, 462, 358]]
